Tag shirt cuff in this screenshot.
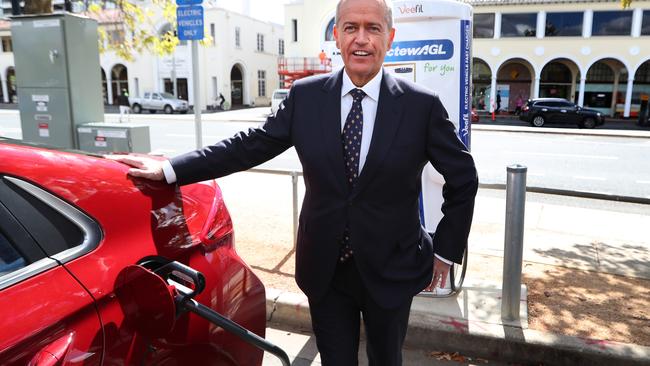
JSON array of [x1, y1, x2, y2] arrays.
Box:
[[161, 160, 177, 184], [434, 254, 453, 266]]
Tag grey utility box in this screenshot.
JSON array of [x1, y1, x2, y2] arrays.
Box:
[[77, 123, 151, 154], [12, 13, 103, 149]]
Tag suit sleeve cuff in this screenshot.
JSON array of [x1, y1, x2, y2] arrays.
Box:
[[434, 254, 453, 265], [162, 160, 177, 184]]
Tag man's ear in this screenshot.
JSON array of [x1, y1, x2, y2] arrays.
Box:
[[334, 25, 340, 49], [387, 27, 396, 49]]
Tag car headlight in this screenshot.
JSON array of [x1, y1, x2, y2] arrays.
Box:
[[597, 113, 601, 116]]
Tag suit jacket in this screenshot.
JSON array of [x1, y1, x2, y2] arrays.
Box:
[[170, 69, 478, 309]]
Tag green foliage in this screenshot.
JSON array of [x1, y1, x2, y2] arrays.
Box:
[[621, 0, 632, 8], [88, 0, 213, 61]]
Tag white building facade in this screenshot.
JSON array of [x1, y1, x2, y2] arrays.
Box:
[[0, 4, 284, 110], [284, 0, 650, 117]]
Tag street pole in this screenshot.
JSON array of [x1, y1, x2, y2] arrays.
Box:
[[192, 40, 202, 149]]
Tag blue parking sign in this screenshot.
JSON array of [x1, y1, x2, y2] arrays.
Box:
[[177, 5, 204, 41]]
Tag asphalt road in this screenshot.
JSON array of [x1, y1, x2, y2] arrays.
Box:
[[0, 108, 648, 199]]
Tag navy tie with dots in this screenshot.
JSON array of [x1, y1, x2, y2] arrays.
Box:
[[339, 88, 366, 263]]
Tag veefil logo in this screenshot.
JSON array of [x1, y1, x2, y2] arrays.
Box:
[[384, 39, 454, 62]]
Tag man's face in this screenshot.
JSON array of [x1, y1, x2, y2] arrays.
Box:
[[334, 0, 395, 86]]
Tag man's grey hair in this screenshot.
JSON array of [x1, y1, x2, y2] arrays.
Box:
[[335, 0, 394, 30]]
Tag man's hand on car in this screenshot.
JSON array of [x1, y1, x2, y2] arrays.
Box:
[[105, 155, 166, 181]]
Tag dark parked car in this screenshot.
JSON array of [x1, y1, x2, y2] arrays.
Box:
[[0, 138, 269, 365], [519, 98, 604, 128]]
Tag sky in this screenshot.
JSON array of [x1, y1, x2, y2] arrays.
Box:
[[216, 0, 291, 25]]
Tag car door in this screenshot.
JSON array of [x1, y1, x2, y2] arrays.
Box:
[[152, 93, 164, 109], [556, 101, 579, 124], [0, 176, 103, 365]]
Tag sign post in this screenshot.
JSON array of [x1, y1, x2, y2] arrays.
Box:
[[177, 0, 204, 149]]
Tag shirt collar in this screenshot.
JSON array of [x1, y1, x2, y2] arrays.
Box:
[[341, 67, 383, 102]]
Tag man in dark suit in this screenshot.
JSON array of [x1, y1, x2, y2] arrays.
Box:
[[111, 0, 478, 364]]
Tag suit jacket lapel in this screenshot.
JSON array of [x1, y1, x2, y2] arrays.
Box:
[[319, 69, 348, 193], [353, 71, 405, 198]]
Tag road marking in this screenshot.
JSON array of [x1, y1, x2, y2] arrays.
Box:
[[636, 180, 650, 184], [504, 151, 619, 160], [574, 176, 606, 181]]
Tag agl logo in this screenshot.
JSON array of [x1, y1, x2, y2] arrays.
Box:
[[398, 4, 423, 14]]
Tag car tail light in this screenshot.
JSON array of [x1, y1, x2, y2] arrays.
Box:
[[200, 194, 234, 252], [522, 105, 529, 111]]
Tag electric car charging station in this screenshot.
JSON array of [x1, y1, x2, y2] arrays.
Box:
[[386, 0, 473, 295]]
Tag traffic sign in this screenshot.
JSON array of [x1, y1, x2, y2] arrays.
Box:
[[176, 0, 202, 5], [177, 5, 204, 41]]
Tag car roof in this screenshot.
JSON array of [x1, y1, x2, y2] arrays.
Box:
[[530, 98, 571, 102]]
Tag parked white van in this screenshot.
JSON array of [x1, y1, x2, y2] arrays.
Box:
[[270, 89, 290, 116]]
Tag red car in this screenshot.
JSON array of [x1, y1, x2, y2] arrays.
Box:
[[0, 138, 267, 365]]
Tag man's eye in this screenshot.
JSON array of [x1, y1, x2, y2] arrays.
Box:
[[345, 25, 356, 32]]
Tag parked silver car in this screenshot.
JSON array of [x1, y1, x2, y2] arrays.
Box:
[[130, 92, 190, 114]]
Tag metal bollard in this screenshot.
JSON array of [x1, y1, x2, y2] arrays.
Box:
[[501, 164, 527, 322], [291, 171, 299, 248]]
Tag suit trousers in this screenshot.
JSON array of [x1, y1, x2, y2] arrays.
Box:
[[308, 258, 413, 366]]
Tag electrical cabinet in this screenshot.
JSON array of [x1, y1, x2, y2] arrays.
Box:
[[12, 13, 103, 149], [77, 123, 151, 154]]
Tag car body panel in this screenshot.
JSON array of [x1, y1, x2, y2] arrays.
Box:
[[270, 89, 289, 116], [0, 141, 266, 365]]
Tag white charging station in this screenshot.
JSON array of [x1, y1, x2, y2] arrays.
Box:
[[385, 0, 473, 235]]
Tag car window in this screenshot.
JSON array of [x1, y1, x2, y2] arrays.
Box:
[[161, 92, 175, 99], [144, 92, 150, 98], [273, 91, 288, 99], [0, 176, 101, 261], [0, 229, 27, 275], [153, 94, 162, 100], [535, 102, 551, 107], [559, 101, 575, 108]]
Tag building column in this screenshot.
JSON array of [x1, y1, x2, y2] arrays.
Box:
[[106, 73, 114, 105], [632, 8, 643, 37], [624, 78, 634, 118], [570, 70, 578, 102], [578, 78, 586, 106], [611, 71, 620, 115], [533, 77, 540, 99], [494, 13, 502, 39], [1, 78, 8, 103], [187, 45, 195, 105], [536, 11, 546, 39], [583, 10, 593, 38], [490, 75, 497, 112]]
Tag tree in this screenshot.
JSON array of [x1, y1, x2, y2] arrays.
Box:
[[88, 0, 215, 61]]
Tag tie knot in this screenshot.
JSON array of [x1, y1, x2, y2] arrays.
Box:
[[350, 88, 366, 103]]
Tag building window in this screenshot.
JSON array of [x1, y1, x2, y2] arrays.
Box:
[[592, 10, 633, 36], [325, 17, 335, 41], [210, 23, 216, 46], [235, 27, 241, 48], [473, 13, 495, 38], [1, 37, 12, 53], [257, 33, 264, 52], [641, 10, 650, 36], [292, 19, 298, 42], [587, 63, 614, 83], [278, 39, 285, 55], [258, 70, 266, 97], [501, 13, 537, 37], [104, 23, 125, 46], [545, 12, 583, 37]]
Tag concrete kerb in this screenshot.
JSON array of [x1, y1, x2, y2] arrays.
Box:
[[472, 124, 650, 139], [265, 289, 650, 366]]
